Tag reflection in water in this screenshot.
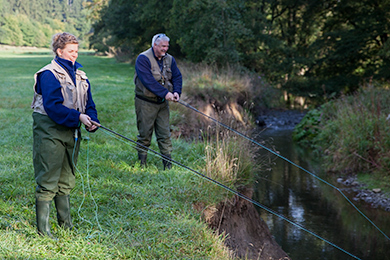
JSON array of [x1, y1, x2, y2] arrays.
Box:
[[253, 129, 390, 260]]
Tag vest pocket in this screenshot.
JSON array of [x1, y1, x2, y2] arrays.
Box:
[[164, 68, 172, 80], [62, 84, 76, 109], [77, 80, 89, 113], [79, 79, 89, 96], [163, 68, 173, 91]]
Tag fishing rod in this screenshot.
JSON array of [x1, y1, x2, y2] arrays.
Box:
[[91, 120, 361, 260], [177, 100, 390, 242]]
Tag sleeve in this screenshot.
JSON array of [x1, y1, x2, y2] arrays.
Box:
[[170, 57, 182, 95], [135, 54, 169, 98], [38, 70, 81, 128], [84, 79, 100, 132]]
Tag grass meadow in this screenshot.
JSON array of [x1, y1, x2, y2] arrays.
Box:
[[0, 47, 236, 259]]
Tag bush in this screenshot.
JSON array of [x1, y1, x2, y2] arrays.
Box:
[[292, 107, 322, 146], [294, 87, 390, 175]]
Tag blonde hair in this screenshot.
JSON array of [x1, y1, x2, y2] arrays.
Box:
[[51, 32, 79, 55]]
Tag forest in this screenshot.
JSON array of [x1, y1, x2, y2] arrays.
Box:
[[0, 0, 91, 48], [1, 0, 390, 103]]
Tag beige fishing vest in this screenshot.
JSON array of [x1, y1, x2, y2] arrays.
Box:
[[134, 48, 173, 99], [31, 59, 89, 115]]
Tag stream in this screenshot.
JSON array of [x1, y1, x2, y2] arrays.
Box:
[[252, 112, 390, 260]]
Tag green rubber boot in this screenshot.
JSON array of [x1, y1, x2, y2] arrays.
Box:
[[36, 199, 54, 238], [54, 195, 73, 230], [162, 154, 172, 170], [138, 153, 147, 167]]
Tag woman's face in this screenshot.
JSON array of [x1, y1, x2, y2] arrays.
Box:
[[57, 43, 79, 64]]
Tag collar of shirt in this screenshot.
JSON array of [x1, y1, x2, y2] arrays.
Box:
[[151, 48, 165, 71], [55, 56, 83, 84]]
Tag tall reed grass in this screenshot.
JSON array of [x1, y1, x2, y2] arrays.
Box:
[[172, 62, 262, 189], [204, 128, 255, 189], [294, 87, 390, 191]]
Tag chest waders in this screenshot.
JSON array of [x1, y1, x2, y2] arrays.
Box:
[[32, 60, 88, 237], [134, 49, 173, 170], [33, 113, 78, 237]]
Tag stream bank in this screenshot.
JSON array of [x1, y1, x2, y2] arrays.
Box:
[[178, 101, 390, 259], [202, 188, 290, 260], [174, 99, 291, 259], [336, 176, 390, 211]]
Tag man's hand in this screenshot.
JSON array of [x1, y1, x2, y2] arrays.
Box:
[[165, 92, 174, 101], [173, 92, 180, 102], [165, 92, 180, 102]]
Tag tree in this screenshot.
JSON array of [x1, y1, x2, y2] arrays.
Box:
[[170, 0, 249, 65], [0, 0, 91, 47], [89, 0, 174, 57], [309, 0, 390, 97], [88, 0, 390, 102]]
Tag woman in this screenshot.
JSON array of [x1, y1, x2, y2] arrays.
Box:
[[31, 32, 99, 237]]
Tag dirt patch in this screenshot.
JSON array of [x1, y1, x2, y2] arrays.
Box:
[[200, 188, 290, 260], [171, 97, 252, 141]]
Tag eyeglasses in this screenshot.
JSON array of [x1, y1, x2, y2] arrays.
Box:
[[156, 33, 166, 40], [153, 34, 167, 46]]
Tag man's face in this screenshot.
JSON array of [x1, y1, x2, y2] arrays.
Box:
[[153, 40, 169, 59]]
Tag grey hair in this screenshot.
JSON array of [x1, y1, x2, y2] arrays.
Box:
[[151, 33, 170, 46]]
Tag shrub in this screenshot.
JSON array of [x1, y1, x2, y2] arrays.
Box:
[[294, 87, 390, 175]]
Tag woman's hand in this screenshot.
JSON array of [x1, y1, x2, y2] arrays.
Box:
[[79, 114, 98, 131]]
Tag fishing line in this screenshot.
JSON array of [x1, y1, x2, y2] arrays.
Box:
[[178, 100, 390, 241], [72, 129, 103, 237], [92, 121, 361, 260]]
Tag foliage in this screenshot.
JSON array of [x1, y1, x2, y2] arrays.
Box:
[[88, 0, 390, 103], [294, 87, 390, 176], [305, 0, 390, 99], [170, 0, 248, 65], [87, 0, 173, 58], [292, 107, 322, 146], [0, 0, 91, 48]]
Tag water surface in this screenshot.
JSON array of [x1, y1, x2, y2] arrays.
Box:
[[253, 128, 390, 260]]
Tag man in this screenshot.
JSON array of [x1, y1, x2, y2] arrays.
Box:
[[133, 33, 182, 170]]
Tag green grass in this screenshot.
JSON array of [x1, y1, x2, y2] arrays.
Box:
[[357, 172, 390, 193], [0, 48, 235, 259]]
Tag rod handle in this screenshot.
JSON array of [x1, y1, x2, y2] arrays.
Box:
[[91, 120, 101, 127]]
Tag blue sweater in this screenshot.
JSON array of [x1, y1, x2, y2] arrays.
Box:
[[135, 49, 182, 98], [36, 57, 99, 128]]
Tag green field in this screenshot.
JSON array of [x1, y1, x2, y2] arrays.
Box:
[[0, 48, 234, 259]]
